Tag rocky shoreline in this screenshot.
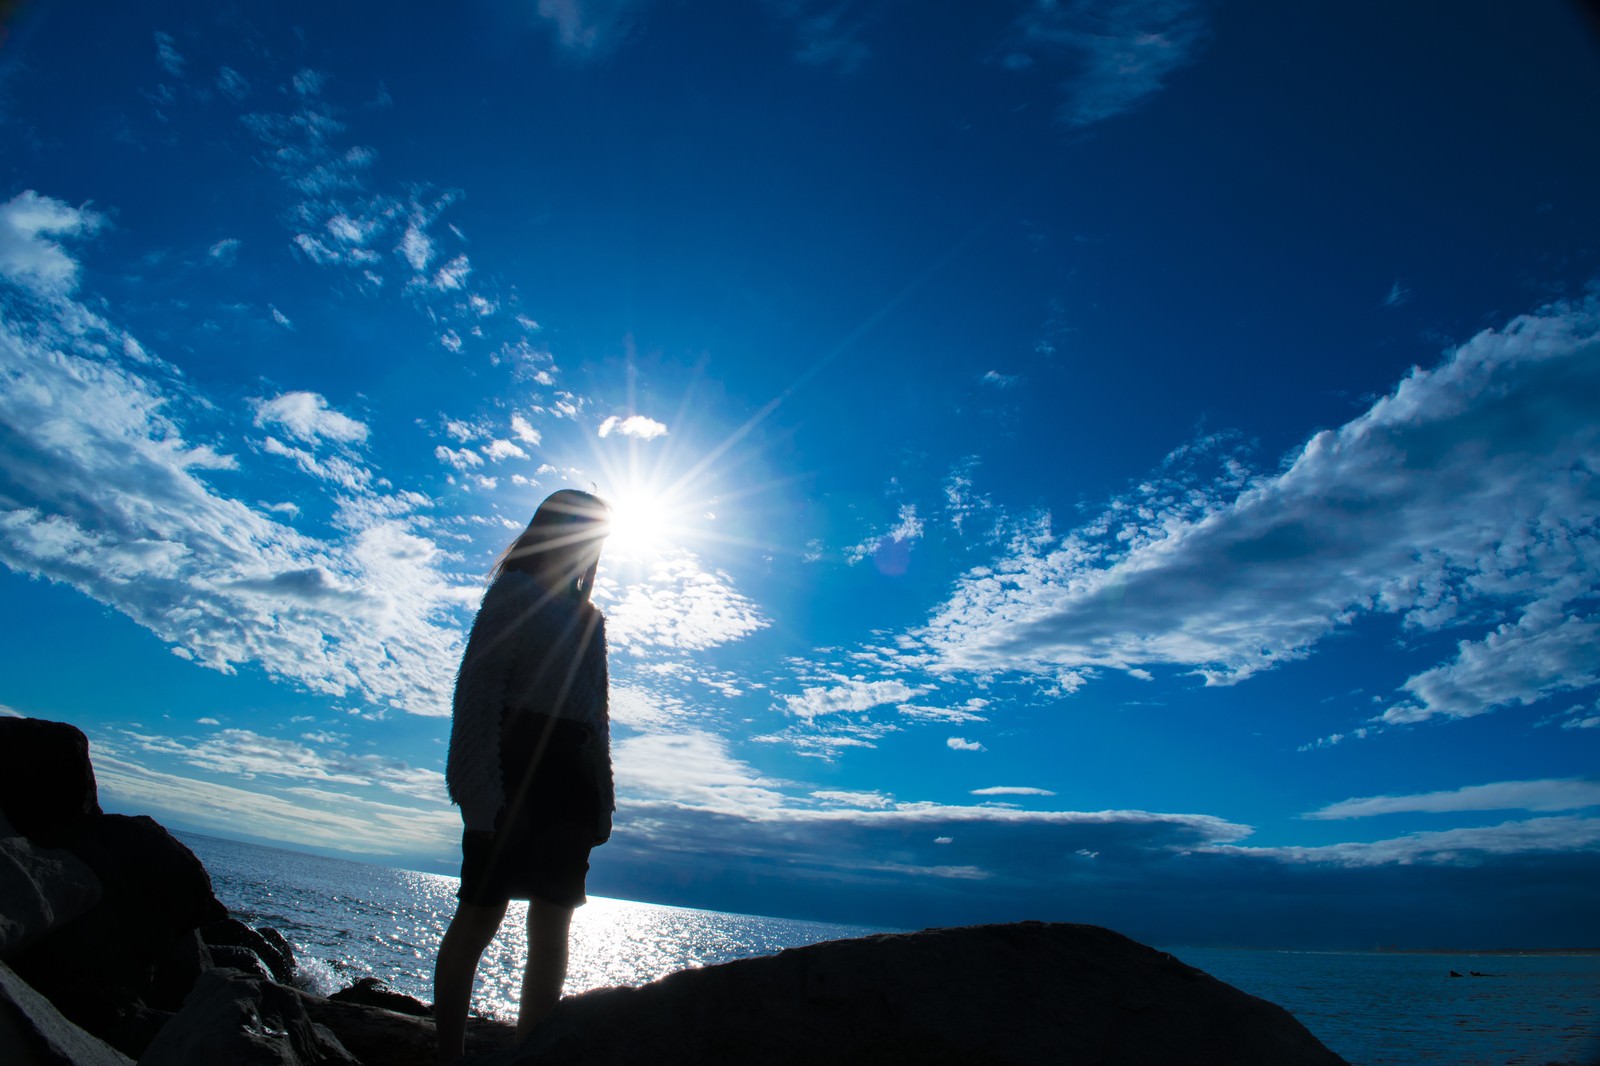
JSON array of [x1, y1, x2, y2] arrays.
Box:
[[1, 717, 1349, 1064]]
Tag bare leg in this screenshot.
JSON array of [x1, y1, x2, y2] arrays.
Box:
[[434, 900, 508, 1064], [515, 898, 575, 1041]]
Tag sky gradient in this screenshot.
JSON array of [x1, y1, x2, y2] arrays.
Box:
[[2, 0, 1598, 948]]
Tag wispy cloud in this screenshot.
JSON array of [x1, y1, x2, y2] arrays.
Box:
[[845, 503, 924, 566], [598, 549, 769, 650], [0, 207, 472, 717], [1306, 778, 1600, 820], [0, 191, 105, 298], [1216, 816, 1600, 868], [918, 295, 1600, 735], [947, 736, 986, 752], [1006, 0, 1208, 127], [534, 0, 648, 57], [972, 786, 1057, 797], [153, 31, 186, 78], [90, 742, 455, 858], [770, 0, 873, 74], [253, 390, 369, 445]]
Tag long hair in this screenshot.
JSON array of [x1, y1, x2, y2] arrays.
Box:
[[493, 489, 610, 601]]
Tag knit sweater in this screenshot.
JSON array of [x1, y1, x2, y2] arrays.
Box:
[[445, 570, 612, 834]]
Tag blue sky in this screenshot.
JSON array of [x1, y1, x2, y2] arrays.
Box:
[[2, 0, 1598, 948]]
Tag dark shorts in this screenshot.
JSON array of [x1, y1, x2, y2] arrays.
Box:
[[457, 714, 596, 908]]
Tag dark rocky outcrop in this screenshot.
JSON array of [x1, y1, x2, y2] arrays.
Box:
[[0, 815, 102, 958], [490, 922, 1349, 1066], [0, 719, 102, 846], [1, 719, 227, 1058], [138, 968, 358, 1066], [203, 918, 295, 984], [0, 958, 132, 1066], [328, 976, 432, 1017], [298, 991, 514, 1066]]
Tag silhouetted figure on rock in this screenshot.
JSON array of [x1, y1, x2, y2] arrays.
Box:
[[433, 490, 614, 1064]]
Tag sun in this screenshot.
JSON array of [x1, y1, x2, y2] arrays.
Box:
[[602, 484, 679, 560]]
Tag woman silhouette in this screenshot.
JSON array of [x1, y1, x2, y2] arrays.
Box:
[[433, 489, 613, 1062]]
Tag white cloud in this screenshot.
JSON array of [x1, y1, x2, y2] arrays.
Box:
[[291, 68, 325, 97], [270, 305, 293, 329], [1306, 778, 1600, 820], [1009, 0, 1208, 127], [510, 413, 542, 446], [434, 445, 483, 471], [1215, 816, 1600, 868], [846, 503, 925, 565], [217, 66, 250, 100], [118, 727, 444, 800], [399, 223, 433, 272], [1383, 610, 1600, 725], [483, 438, 528, 462], [919, 295, 1600, 731], [153, 31, 185, 77], [980, 370, 1018, 388], [252, 391, 369, 445], [598, 414, 669, 440], [534, 0, 645, 56], [614, 729, 790, 814], [432, 254, 471, 291], [0, 191, 105, 298], [0, 224, 471, 718], [90, 744, 455, 858], [898, 701, 988, 725], [782, 679, 928, 722], [972, 786, 1057, 797], [598, 549, 769, 651], [208, 237, 241, 263], [811, 790, 895, 809], [947, 736, 986, 752], [777, 1, 871, 73]]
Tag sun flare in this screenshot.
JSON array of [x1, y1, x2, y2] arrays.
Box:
[[602, 485, 679, 559]]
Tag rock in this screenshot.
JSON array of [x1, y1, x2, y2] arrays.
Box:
[[0, 719, 102, 847], [138, 968, 358, 1066], [10, 815, 227, 1055], [328, 976, 432, 1017], [0, 958, 133, 1066], [492, 922, 1350, 1066], [208, 945, 275, 982], [148, 930, 212, 1013], [0, 819, 102, 960], [259, 927, 298, 982], [204, 919, 295, 984], [297, 989, 513, 1066]]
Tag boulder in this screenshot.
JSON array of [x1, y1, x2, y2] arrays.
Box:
[[0, 819, 102, 960], [259, 927, 298, 982], [0, 958, 133, 1066], [204, 919, 295, 984], [208, 945, 275, 983], [492, 922, 1350, 1066], [0, 719, 101, 847], [138, 968, 358, 1066], [328, 976, 432, 1017], [10, 815, 227, 1054], [297, 989, 514, 1066]]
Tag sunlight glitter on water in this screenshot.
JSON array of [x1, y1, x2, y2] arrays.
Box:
[[186, 833, 880, 1023]]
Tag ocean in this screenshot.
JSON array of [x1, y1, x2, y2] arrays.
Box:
[[183, 834, 1600, 1066]]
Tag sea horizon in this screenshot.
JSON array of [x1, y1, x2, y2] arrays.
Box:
[[183, 831, 1600, 1066], [176, 827, 1598, 957]]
